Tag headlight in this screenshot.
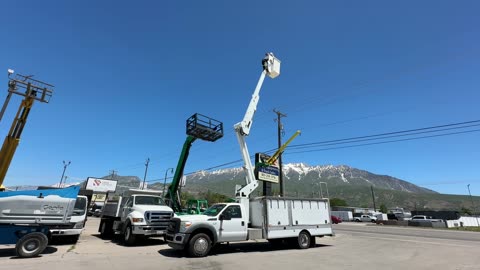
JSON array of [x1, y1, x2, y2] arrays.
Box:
[[74, 222, 84, 229], [132, 218, 144, 223], [180, 221, 192, 232]]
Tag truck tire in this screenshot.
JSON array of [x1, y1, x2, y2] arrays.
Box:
[[296, 231, 311, 249], [123, 223, 137, 246], [309, 235, 316, 248], [99, 220, 113, 239], [187, 233, 212, 257], [15, 232, 49, 258]]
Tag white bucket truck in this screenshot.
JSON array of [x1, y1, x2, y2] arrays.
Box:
[[166, 53, 334, 257], [99, 189, 174, 245]]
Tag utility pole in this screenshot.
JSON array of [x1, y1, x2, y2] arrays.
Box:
[[371, 186, 377, 212], [59, 160, 71, 188], [142, 158, 150, 190], [273, 109, 287, 197], [467, 184, 480, 226], [110, 170, 117, 180]]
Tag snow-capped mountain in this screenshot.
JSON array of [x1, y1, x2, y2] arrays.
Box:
[[183, 163, 435, 194]]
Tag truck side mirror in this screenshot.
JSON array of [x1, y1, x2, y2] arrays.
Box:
[[219, 214, 231, 221]]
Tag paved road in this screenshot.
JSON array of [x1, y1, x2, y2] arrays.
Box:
[[1, 218, 479, 270], [335, 222, 480, 242]]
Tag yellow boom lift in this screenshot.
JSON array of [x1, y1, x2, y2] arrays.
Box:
[[0, 70, 53, 191]]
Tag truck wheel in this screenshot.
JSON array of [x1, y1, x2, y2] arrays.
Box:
[[100, 220, 112, 239], [309, 236, 316, 248], [187, 233, 212, 257], [15, 232, 49, 258], [123, 223, 137, 246], [297, 231, 311, 249]]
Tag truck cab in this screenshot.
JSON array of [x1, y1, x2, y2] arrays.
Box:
[[100, 190, 174, 245], [50, 195, 88, 242], [166, 203, 247, 253]]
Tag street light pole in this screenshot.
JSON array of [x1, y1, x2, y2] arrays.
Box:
[[59, 160, 71, 188], [467, 184, 480, 226], [163, 168, 174, 196], [142, 158, 150, 190]]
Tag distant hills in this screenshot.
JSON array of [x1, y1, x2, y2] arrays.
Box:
[[7, 163, 479, 211]]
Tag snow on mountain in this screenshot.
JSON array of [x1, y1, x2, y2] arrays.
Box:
[[184, 163, 435, 194]]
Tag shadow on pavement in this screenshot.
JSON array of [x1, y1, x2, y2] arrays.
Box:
[[49, 236, 79, 246], [0, 246, 58, 259], [90, 233, 167, 247], [158, 242, 332, 258]]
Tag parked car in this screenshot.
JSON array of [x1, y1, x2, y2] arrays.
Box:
[[331, 215, 342, 224]]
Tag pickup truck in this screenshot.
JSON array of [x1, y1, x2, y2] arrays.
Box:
[[99, 189, 174, 245], [354, 215, 377, 223], [166, 197, 334, 257]]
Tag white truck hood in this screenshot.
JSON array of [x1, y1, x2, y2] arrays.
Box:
[[177, 214, 213, 222], [134, 205, 173, 212]]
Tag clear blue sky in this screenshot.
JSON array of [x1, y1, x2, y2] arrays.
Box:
[[1, 1, 479, 196]]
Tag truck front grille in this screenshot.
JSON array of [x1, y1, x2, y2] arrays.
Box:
[[145, 211, 173, 229], [167, 218, 181, 234]]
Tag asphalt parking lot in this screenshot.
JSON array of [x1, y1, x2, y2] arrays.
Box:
[[1, 218, 479, 270]]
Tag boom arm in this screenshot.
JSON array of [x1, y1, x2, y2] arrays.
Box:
[[165, 135, 196, 212], [234, 53, 281, 199], [265, 130, 301, 165], [0, 95, 34, 190]]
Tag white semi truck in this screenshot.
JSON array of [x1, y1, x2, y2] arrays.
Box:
[[99, 189, 174, 245], [166, 53, 334, 257]]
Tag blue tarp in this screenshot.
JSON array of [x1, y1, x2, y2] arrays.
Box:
[[0, 186, 80, 199]]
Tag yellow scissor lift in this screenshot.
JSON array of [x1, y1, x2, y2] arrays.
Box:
[[0, 71, 53, 191]]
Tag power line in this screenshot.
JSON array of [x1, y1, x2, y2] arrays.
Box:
[[287, 119, 480, 149], [288, 122, 480, 150], [110, 119, 480, 184], [176, 120, 480, 179], [285, 128, 480, 155]]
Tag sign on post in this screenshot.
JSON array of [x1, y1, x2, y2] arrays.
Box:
[[255, 153, 280, 183], [85, 177, 118, 193]]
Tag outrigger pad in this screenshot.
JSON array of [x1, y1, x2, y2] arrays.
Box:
[[186, 113, 223, 142]]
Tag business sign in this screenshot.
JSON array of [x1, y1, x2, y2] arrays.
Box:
[[255, 153, 279, 183], [85, 177, 118, 193]]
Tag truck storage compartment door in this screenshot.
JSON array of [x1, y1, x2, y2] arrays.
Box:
[[290, 199, 329, 226], [266, 198, 290, 226]]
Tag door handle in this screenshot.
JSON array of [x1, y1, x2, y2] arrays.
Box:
[[241, 221, 245, 226]]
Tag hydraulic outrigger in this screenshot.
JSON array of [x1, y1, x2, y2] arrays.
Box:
[[0, 71, 53, 191], [164, 113, 223, 213]]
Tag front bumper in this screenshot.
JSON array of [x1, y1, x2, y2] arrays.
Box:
[[166, 232, 190, 250], [50, 228, 83, 236], [132, 225, 167, 236]]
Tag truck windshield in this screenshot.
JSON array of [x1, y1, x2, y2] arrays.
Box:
[[73, 197, 87, 216], [203, 204, 226, 216], [134, 196, 166, 206]]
